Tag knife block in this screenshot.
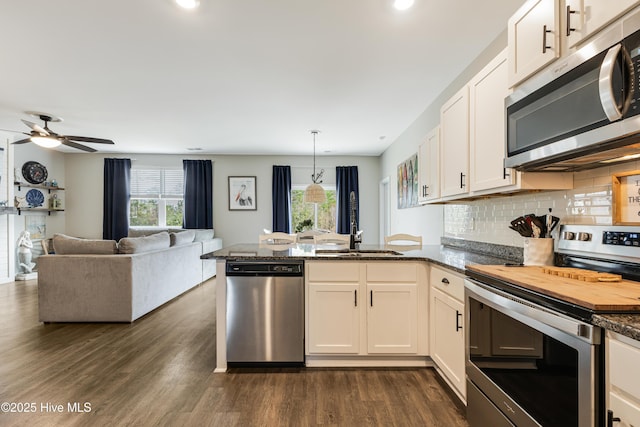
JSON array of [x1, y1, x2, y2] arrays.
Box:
[[523, 238, 554, 266]]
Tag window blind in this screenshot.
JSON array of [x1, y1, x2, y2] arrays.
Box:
[[130, 169, 183, 198]]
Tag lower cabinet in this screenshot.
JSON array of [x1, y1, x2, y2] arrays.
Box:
[[306, 261, 427, 361], [606, 331, 640, 427], [430, 265, 466, 401]]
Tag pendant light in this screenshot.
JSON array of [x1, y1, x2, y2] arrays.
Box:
[[304, 130, 326, 203]]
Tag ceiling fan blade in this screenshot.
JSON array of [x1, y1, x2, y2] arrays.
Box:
[[61, 139, 97, 152], [21, 119, 49, 136], [12, 138, 32, 144], [65, 135, 114, 144], [0, 128, 29, 134]]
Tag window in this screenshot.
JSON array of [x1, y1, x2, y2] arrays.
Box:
[[130, 169, 184, 227], [291, 186, 336, 232]]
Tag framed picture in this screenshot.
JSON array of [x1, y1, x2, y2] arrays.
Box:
[[228, 176, 257, 210], [25, 215, 46, 240], [397, 153, 419, 209], [612, 170, 640, 225]]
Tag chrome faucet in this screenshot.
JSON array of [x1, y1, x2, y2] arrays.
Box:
[[349, 191, 362, 250]]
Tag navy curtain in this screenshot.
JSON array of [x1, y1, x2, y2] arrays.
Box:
[[336, 166, 359, 234], [272, 165, 292, 233], [183, 160, 213, 229], [103, 158, 131, 241]]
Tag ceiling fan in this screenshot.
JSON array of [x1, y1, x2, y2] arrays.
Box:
[[6, 111, 115, 153]]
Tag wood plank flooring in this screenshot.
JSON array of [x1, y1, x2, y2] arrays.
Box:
[[0, 278, 468, 427]]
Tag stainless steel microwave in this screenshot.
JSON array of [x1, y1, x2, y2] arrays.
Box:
[[505, 9, 640, 172]]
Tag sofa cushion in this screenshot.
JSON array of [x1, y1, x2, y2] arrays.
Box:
[[170, 230, 196, 246], [128, 228, 183, 238], [53, 234, 118, 255], [118, 231, 170, 254], [193, 229, 215, 241]]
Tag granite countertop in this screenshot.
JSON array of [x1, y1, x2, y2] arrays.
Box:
[[202, 243, 512, 274], [592, 314, 640, 341]]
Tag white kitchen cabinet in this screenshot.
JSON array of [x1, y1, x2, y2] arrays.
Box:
[[508, 0, 560, 87], [307, 262, 361, 354], [430, 265, 466, 401], [440, 86, 469, 198], [606, 331, 640, 427], [565, 0, 640, 48], [306, 261, 427, 361], [367, 283, 418, 354], [418, 126, 440, 204], [469, 49, 514, 193]]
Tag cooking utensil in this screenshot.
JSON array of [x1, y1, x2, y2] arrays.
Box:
[[509, 216, 533, 237]]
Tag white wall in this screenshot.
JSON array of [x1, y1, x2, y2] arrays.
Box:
[[379, 31, 509, 245], [64, 153, 380, 245]]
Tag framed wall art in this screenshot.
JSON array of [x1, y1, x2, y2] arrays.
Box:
[[228, 176, 257, 211], [397, 153, 419, 209], [613, 170, 640, 225]]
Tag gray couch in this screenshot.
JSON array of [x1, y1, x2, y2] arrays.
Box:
[[37, 230, 222, 322]]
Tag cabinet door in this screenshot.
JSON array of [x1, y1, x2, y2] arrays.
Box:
[[508, 0, 560, 87], [308, 283, 360, 354], [440, 86, 469, 198], [431, 287, 466, 398], [418, 126, 440, 203], [470, 49, 514, 192], [579, 0, 639, 46], [607, 332, 640, 427], [490, 310, 543, 357], [367, 283, 418, 354]]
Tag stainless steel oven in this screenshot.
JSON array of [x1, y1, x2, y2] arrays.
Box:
[[465, 278, 602, 427]]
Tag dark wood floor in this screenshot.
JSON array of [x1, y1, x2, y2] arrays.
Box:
[[0, 278, 469, 427]]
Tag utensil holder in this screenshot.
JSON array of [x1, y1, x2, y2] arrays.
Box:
[[523, 238, 554, 266]]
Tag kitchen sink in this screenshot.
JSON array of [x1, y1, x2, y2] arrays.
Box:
[[314, 249, 403, 257]]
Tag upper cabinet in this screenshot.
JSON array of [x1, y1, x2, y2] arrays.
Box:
[[566, 0, 640, 48], [509, 0, 640, 87], [469, 49, 514, 192], [440, 86, 469, 198], [418, 126, 440, 204], [508, 0, 560, 87]]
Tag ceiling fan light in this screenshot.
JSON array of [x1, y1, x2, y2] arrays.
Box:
[[31, 136, 61, 148], [394, 0, 415, 10], [175, 0, 200, 9], [304, 183, 327, 204]]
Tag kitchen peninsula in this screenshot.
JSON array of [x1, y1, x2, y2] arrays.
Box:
[[202, 242, 511, 373]]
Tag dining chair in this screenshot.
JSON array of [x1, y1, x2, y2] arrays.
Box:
[[258, 232, 297, 244], [313, 232, 350, 245], [384, 233, 422, 245]]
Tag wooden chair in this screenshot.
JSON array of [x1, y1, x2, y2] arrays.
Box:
[[313, 232, 350, 245], [384, 233, 422, 245], [258, 232, 297, 244]]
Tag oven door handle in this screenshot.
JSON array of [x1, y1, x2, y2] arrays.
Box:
[[465, 278, 600, 344]]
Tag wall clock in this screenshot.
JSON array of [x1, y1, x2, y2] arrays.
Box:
[[21, 161, 48, 185]]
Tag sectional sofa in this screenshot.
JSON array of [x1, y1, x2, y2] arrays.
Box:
[[37, 229, 222, 323]]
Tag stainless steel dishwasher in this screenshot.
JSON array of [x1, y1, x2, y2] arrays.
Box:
[[225, 260, 304, 366]]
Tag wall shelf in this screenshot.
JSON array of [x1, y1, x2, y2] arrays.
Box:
[[14, 181, 65, 193], [17, 208, 64, 216]]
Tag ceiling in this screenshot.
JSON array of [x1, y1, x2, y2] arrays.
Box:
[[0, 0, 524, 156]]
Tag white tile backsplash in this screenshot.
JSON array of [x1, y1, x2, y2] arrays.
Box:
[[444, 161, 640, 247]]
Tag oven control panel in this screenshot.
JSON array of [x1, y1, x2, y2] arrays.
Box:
[[603, 231, 640, 247]]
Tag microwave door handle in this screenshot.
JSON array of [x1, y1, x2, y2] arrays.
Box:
[[599, 43, 624, 121]]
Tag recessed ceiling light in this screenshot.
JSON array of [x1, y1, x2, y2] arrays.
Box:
[[393, 0, 415, 10], [175, 0, 200, 10]]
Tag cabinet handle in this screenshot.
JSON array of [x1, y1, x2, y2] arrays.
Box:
[[566, 6, 576, 37], [354, 290, 357, 307], [607, 410, 621, 427], [441, 278, 450, 285], [460, 172, 466, 189], [456, 310, 463, 331], [370, 290, 373, 307], [503, 167, 510, 180], [542, 25, 552, 54]]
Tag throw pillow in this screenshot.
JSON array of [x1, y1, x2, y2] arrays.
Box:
[[170, 230, 196, 246], [52, 234, 118, 255], [118, 231, 170, 254], [193, 229, 215, 241]]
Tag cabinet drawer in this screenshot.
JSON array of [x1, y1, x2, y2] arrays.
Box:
[[610, 391, 640, 427], [307, 261, 360, 282], [430, 265, 464, 301], [367, 262, 417, 282], [608, 333, 640, 398]]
